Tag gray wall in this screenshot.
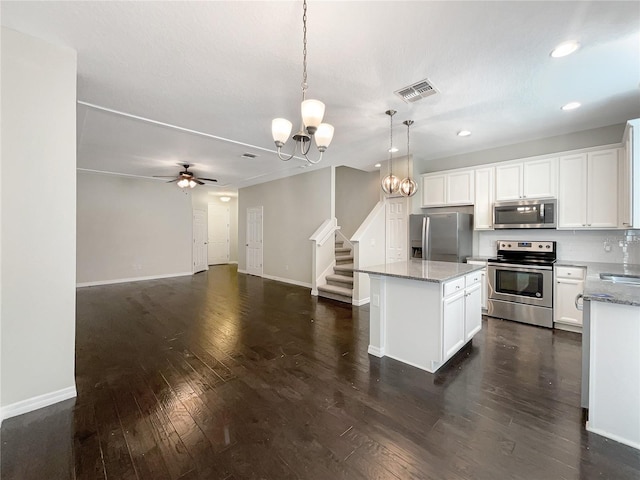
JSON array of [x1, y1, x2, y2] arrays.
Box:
[[1, 28, 77, 410], [77, 171, 193, 284], [238, 168, 332, 285], [416, 123, 626, 174], [335, 166, 380, 239]]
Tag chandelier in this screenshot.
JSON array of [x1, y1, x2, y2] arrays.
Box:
[[381, 110, 399, 195], [271, 0, 334, 164], [399, 120, 418, 197]]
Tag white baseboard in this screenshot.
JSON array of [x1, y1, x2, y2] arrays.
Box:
[[1, 385, 77, 421], [237, 268, 248, 274], [76, 271, 192, 288], [262, 274, 312, 289], [586, 423, 640, 450], [229, 261, 238, 265], [368, 345, 384, 357], [353, 297, 370, 306], [311, 289, 318, 296]]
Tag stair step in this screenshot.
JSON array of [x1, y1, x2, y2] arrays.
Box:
[[317, 284, 353, 303], [326, 274, 354, 287], [335, 247, 351, 254], [334, 264, 354, 276], [336, 255, 354, 264]]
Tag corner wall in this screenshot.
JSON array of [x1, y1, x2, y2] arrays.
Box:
[[76, 171, 194, 285], [335, 166, 380, 239], [1, 28, 77, 416], [238, 168, 332, 285]]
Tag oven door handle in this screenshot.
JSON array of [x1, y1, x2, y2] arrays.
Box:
[[488, 262, 553, 271]]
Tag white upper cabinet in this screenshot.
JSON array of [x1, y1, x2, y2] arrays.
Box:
[[495, 158, 557, 201], [558, 149, 620, 229], [421, 170, 474, 207], [446, 170, 475, 205], [523, 158, 557, 199], [620, 119, 639, 228], [474, 167, 494, 230], [495, 163, 522, 201], [422, 174, 446, 206]]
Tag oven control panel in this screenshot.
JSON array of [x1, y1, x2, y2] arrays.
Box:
[[497, 241, 555, 253]]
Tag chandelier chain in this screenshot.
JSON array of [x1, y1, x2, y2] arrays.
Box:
[[301, 0, 308, 100]]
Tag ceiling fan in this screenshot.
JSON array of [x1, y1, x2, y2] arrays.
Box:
[[154, 163, 217, 189]]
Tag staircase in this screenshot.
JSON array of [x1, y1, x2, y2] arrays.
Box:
[[317, 235, 354, 304]]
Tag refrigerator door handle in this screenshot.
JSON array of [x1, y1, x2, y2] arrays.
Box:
[[423, 217, 430, 260]]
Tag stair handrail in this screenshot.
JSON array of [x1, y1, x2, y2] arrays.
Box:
[[309, 218, 340, 247]]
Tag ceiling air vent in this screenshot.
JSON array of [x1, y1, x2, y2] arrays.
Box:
[[241, 153, 258, 159], [395, 78, 438, 103]]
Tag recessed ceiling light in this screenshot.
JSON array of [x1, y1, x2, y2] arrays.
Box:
[[551, 41, 580, 58], [457, 130, 472, 137], [219, 196, 231, 202], [388, 147, 399, 153], [561, 102, 581, 111], [374, 163, 382, 168]]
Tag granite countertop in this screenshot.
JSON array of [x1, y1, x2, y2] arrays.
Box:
[[355, 259, 484, 283], [559, 261, 640, 307]]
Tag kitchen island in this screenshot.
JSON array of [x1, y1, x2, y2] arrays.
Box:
[[579, 263, 640, 450], [356, 260, 485, 373]]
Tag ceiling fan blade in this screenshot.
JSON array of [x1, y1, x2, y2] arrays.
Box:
[[193, 179, 205, 185], [153, 175, 178, 178], [166, 178, 179, 183], [197, 177, 218, 183]]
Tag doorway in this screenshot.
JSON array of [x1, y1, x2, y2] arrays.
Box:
[[246, 206, 263, 276], [208, 203, 230, 265], [193, 209, 208, 274], [386, 197, 408, 262]]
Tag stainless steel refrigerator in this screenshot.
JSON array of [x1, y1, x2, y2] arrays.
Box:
[[409, 213, 473, 263]]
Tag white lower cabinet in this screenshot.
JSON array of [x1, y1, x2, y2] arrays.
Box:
[[464, 283, 482, 340], [554, 266, 585, 332], [443, 290, 465, 360], [442, 272, 483, 361]]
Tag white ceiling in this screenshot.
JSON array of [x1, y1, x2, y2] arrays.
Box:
[[2, 1, 639, 191]]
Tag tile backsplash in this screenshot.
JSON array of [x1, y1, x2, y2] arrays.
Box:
[[476, 229, 640, 264]]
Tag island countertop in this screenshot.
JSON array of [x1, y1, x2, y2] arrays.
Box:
[[355, 259, 484, 283]]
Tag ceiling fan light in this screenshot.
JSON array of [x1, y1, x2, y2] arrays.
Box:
[[314, 123, 334, 149], [188, 180, 197, 188], [177, 178, 189, 188], [301, 99, 325, 131], [272, 118, 293, 145]]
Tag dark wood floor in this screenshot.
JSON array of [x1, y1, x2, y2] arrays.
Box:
[[2, 265, 639, 479]]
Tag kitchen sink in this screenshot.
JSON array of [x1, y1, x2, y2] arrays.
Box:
[[599, 273, 640, 285]]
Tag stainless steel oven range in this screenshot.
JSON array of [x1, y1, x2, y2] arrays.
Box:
[[487, 240, 556, 328]]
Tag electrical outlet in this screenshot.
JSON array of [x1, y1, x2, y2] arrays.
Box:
[[373, 294, 380, 307]]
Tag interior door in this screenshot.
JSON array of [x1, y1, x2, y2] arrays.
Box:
[[193, 209, 208, 274], [385, 197, 408, 263], [246, 206, 263, 276], [208, 204, 230, 265]]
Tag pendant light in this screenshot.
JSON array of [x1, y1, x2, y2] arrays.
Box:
[[399, 120, 418, 197], [271, 0, 334, 165], [381, 109, 400, 195]]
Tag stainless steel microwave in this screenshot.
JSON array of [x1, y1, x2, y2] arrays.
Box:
[[493, 199, 556, 229]]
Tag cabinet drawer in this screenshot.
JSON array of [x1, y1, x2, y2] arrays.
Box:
[[443, 277, 465, 297], [465, 271, 482, 287], [556, 266, 585, 280]]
